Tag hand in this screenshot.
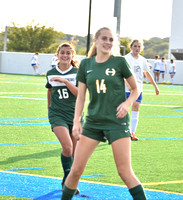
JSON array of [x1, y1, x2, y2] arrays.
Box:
[[116, 102, 130, 119], [155, 87, 160, 95], [50, 77, 66, 83], [72, 121, 82, 140]]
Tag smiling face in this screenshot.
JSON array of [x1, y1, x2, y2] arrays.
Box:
[[95, 29, 114, 55], [57, 46, 74, 67]]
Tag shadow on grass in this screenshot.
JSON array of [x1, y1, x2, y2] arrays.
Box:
[[0, 148, 60, 166]]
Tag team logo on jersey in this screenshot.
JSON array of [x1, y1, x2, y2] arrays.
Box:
[[105, 68, 116, 76]]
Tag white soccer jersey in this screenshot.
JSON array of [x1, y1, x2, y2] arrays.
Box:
[[169, 63, 176, 73], [153, 60, 161, 71], [31, 55, 38, 64], [160, 61, 167, 71], [51, 56, 58, 66], [125, 53, 149, 93]]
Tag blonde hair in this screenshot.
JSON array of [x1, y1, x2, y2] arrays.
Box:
[[88, 27, 112, 58], [57, 43, 79, 68]]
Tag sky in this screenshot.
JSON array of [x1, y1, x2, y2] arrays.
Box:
[[0, 0, 173, 40]]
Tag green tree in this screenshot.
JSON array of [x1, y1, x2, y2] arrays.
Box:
[[144, 37, 169, 59], [0, 32, 4, 51], [5, 21, 65, 53], [120, 37, 131, 55]]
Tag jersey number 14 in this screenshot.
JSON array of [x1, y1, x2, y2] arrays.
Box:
[[96, 79, 107, 93]]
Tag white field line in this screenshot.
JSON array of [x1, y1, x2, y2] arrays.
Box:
[[0, 81, 43, 85], [0, 92, 46, 94], [144, 93, 183, 95], [0, 96, 46, 101], [141, 104, 182, 108]]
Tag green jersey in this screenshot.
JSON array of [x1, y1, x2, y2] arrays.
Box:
[[77, 55, 133, 130], [45, 65, 78, 125]]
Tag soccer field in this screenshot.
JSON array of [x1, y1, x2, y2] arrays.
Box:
[[0, 73, 182, 199]]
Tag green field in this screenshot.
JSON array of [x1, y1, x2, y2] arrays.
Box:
[[0, 73, 183, 199]]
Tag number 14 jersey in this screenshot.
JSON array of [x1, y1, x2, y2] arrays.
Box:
[[77, 55, 133, 130]]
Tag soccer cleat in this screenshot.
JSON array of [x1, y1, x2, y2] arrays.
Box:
[[131, 132, 139, 141]]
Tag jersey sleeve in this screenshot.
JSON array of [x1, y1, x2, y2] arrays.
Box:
[[120, 57, 133, 78], [76, 59, 87, 83], [45, 73, 52, 88], [143, 59, 149, 72]]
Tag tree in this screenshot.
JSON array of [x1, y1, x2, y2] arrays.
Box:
[[120, 37, 131, 55], [0, 32, 4, 51], [5, 21, 65, 53]]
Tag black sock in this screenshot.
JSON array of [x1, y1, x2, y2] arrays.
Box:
[[61, 185, 76, 200], [129, 185, 147, 200], [61, 154, 73, 185]]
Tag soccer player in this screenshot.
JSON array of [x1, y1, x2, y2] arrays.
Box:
[[31, 52, 40, 75], [50, 54, 58, 68], [169, 59, 176, 84], [61, 27, 147, 200], [153, 55, 161, 83], [45, 43, 80, 194], [125, 40, 159, 140], [160, 57, 167, 83]]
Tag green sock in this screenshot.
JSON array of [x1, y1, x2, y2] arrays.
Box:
[[129, 185, 147, 200], [61, 185, 76, 200], [61, 154, 73, 185]]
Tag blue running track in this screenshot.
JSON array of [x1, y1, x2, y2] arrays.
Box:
[[0, 171, 182, 200]]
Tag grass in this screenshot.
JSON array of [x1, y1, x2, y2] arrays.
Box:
[[0, 73, 183, 199]]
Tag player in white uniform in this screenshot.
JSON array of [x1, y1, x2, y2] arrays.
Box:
[[50, 54, 58, 68], [153, 55, 161, 83], [169, 59, 176, 84], [160, 57, 167, 83], [125, 40, 159, 140], [31, 52, 40, 75]]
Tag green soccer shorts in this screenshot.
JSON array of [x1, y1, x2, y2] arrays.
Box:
[[82, 127, 131, 144]]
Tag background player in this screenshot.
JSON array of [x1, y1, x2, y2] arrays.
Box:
[[153, 55, 161, 83], [61, 27, 147, 200], [31, 52, 40, 75], [125, 40, 159, 140], [50, 54, 58, 68], [45, 43, 80, 194], [160, 56, 167, 83], [169, 59, 176, 84]]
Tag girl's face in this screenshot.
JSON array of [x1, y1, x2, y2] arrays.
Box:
[[95, 29, 114, 55], [131, 41, 141, 56], [57, 46, 74, 66]]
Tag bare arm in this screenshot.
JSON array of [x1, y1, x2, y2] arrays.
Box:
[[50, 77, 78, 97], [144, 71, 159, 95], [72, 82, 87, 140], [47, 88, 52, 109], [116, 75, 139, 119]]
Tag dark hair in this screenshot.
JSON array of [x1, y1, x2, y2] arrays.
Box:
[[57, 43, 79, 68], [88, 27, 112, 58], [130, 39, 144, 50], [155, 55, 159, 59], [170, 59, 174, 63]]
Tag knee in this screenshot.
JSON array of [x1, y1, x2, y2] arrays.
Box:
[[71, 166, 83, 179], [117, 166, 133, 184], [62, 144, 73, 157]]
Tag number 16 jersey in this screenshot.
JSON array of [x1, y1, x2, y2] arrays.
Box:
[[45, 65, 78, 125]]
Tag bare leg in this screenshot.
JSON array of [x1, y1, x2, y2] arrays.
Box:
[[112, 137, 140, 188], [65, 135, 100, 189]]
